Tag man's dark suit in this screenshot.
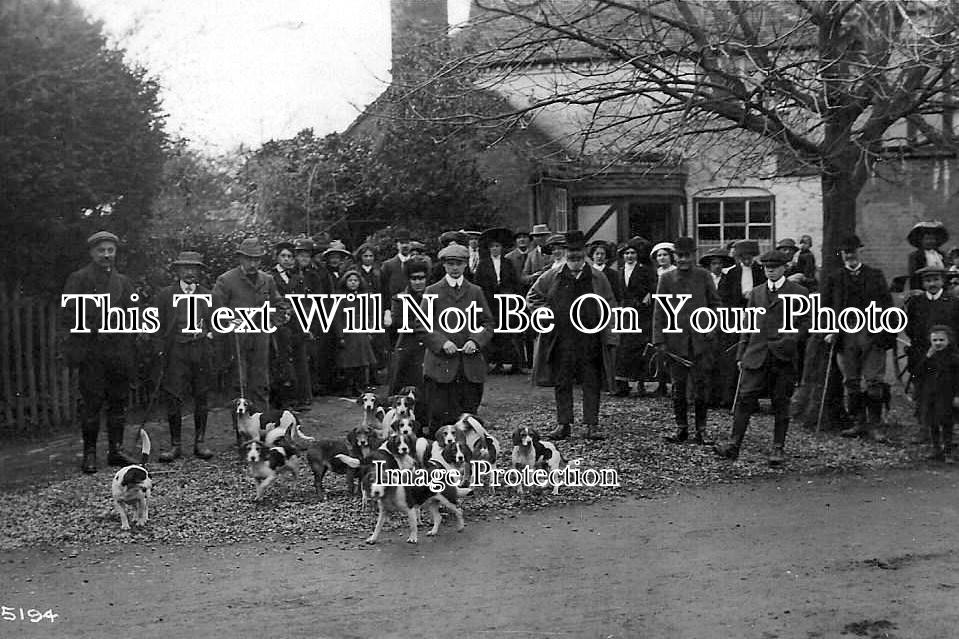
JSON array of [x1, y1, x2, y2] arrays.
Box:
[[727, 278, 810, 453]]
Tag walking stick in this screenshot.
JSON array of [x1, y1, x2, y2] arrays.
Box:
[[816, 337, 838, 433], [233, 331, 248, 400], [139, 349, 167, 431], [730, 365, 744, 416]]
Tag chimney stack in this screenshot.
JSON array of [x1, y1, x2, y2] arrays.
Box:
[[390, 0, 449, 82]]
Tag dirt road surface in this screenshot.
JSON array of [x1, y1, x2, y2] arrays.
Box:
[[4, 467, 959, 639]]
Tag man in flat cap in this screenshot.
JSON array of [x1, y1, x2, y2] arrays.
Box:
[[521, 224, 554, 287], [212, 238, 290, 409], [652, 236, 721, 445], [820, 235, 896, 438], [154, 251, 215, 462], [417, 243, 495, 435], [62, 231, 139, 473], [528, 231, 618, 440], [506, 229, 533, 279], [715, 250, 810, 465]]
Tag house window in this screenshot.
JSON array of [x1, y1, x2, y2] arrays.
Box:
[[695, 198, 773, 255]]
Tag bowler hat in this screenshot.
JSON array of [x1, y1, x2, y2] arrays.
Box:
[[235, 238, 266, 258], [480, 227, 514, 248], [758, 250, 790, 266], [564, 230, 586, 251], [404, 257, 431, 278], [322, 240, 351, 259], [698, 248, 734, 269], [530, 224, 552, 236], [776, 238, 798, 251], [674, 237, 696, 254], [171, 251, 206, 269], [837, 235, 863, 251], [87, 230, 119, 247], [293, 237, 315, 253], [907, 221, 948, 249], [733, 239, 760, 257], [438, 244, 469, 261], [440, 230, 468, 246], [649, 241, 675, 258]]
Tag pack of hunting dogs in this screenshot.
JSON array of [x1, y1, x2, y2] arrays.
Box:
[[112, 386, 577, 544]]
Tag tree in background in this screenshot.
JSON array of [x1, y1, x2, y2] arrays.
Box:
[[427, 0, 959, 268], [0, 0, 166, 295]]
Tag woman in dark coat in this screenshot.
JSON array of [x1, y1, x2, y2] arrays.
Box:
[[473, 227, 524, 373], [333, 269, 377, 396], [612, 237, 654, 397], [354, 243, 388, 378], [388, 258, 431, 394]]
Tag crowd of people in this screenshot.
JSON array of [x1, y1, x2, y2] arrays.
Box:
[[62, 218, 959, 473]]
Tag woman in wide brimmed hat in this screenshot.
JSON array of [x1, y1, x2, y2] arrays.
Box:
[[322, 240, 351, 279], [332, 269, 377, 396], [907, 221, 949, 291]]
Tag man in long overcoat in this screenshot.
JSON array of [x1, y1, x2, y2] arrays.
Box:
[[528, 231, 618, 440]]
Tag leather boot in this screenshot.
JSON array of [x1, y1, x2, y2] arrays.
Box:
[[159, 414, 182, 463], [611, 379, 630, 397], [106, 416, 138, 467], [840, 391, 869, 438], [81, 422, 98, 474], [715, 404, 750, 460], [193, 412, 214, 459], [547, 424, 571, 440]]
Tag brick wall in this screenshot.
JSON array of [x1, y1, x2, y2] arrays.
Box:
[[858, 156, 959, 280]]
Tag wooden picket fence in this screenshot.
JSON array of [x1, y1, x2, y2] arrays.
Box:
[[0, 290, 79, 435]]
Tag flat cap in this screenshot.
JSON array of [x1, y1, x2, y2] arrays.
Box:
[[87, 230, 119, 246], [438, 244, 469, 261], [758, 250, 791, 266]]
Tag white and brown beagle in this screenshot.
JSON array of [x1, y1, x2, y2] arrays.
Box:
[[510, 426, 577, 495], [110, 429, 153, 531], [242, 421, 315, 501]]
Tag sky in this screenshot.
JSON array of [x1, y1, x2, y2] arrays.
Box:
[[78, 0, 471, 152]]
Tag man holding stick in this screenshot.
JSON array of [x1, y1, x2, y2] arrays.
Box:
[[652, 236, 721, 445], [714, 250, 810, 465]]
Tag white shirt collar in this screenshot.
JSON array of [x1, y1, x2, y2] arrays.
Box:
[[179, 280, 197, 294], [767, 277, 784, 292], [445, 275, 464, 287], [927, 289, 944, 301], [397, 253, 410, 263]]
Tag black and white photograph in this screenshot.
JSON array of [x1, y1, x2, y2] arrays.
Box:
[[3, 0, 959, 637]]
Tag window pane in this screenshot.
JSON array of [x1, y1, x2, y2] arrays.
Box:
[[726, 225, 746, 240], [748, 225, 771, 240], [698, 226, 721, 242], [697, 201, 720, 225], [725, 201, 746, 224], [749, 200, 771, 223]]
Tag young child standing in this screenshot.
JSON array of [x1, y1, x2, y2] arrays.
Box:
[[914, 324, 959, 463]]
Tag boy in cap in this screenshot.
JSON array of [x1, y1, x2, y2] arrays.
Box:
[[714, 250, 810, 465], [62, 231, 139, 473], [155, 251, 215, 461], [417, 243, 495, 434]]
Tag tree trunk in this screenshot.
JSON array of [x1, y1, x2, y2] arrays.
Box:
[[819, 166, 861, 273]]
